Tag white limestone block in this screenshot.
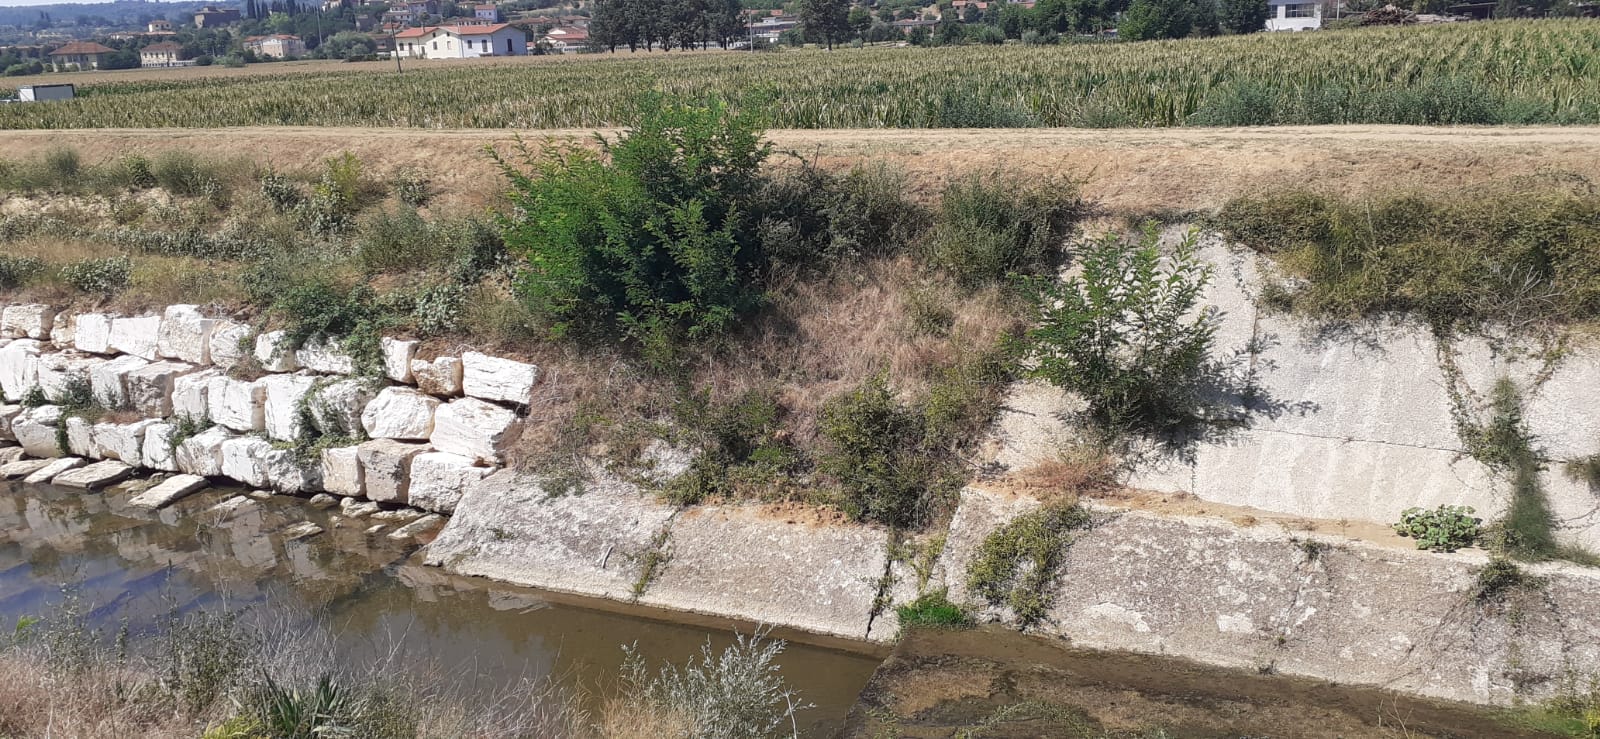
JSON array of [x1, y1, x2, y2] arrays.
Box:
[[387, 513, 444, 541], [320, 445, 364, 497], [12, 405, 61, 458], [128, 474, 208, 508], [35, 351, 99, 403], [52, 460, 132, 489], [206, 375, 265, 432], [92, 419, 158, 465], [430, 397, 522, 465], [171, 368, 221, 421], [48, 311, 73, 348], [0, 404, 19, 441], [360, 387, 438, 441], [411, 356, 462, 397], [64, 415, 96, 458], [308, 379, 375, 437], [108, 315, 162, 360], [126, 361, 196, 417], [0, 458, 51, 478], [263, 448, 322, 494], [1, 304, 54, 340], [141, 422, 179, 472], [254, 330, 301, 372], [73, 313, 116, 355], [461, 351, 538, 406], [175, 425, 232, 477], [408, 451, 492, 514], [260, 373, 317, 442], [221, 437, 275, 488], [207, 320, 253, 370], [0, 339, 41, 401], [157, 305, 217, 365], [0, 446, 23, 465], [382, 337, 417, 383], [357, 439, 427, 504], [89, 354, 149, 410], [297, 336, 355, 375], [23, 456, 84, 484]]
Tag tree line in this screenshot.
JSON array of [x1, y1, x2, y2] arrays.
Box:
[[588, 0, 748, 51]]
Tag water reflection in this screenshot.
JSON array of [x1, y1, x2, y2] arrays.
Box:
[[0, 481, 880, 736]]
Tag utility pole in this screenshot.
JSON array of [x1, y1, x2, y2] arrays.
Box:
[[391, 26, 402, 72]]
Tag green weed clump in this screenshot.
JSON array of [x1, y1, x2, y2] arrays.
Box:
[[895, 589, 973, 630], [1393, 505, 1481, 553], [664, 389, 798, 506], [926, 170, 1084, 287], [1216, 182, 1600, 330], [966, 501, 1092, 628], [59, 255, 132, 295]]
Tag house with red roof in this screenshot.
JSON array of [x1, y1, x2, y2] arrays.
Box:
[[541, 26, 589, 53], [140, 40, 187, 68], [393, 24, 526, 58], [48, 41, 116, 70]]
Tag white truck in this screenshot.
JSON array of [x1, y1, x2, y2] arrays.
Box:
[[17, 84, 76, 102]]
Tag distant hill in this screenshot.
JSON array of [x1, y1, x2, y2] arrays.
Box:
[[0, 1, 215, 30]]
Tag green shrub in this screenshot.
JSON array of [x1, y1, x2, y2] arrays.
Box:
[[59, 255, 132, 295], [819, 374, 957, 528], [268, 279, 390, 378], [121, 154, 157, 189], [260, 171, 305, 213], [1473, 557, 1539, 603], [411, 281, 467, 336], [1025, 226, 1216, 434], [497, 96, 771, 364], [0, 254, 44, 289], [150, 150, 213, 197], [395, 168, 431, 207], [1393, 505, 1481, 552], [42, 147, 80, 184], [895, 589, 972, 630], [664, 389, 798, 505], [753, 161, 928, 270], [926, 170, 1083, 287], [966, 501, 1091, 628], [355, 207, 443, 272]]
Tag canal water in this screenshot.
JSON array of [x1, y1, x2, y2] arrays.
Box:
[[0, 480, 883, 736]]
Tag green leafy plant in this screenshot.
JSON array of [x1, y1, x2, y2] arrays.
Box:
[[1025, 226, 1216, 434], [926, 170, 1083, 287], [966, 501, 1092, 628], [895, 589, 972, 630], [0, 254, 43, 289], [664, 388, 798, 506], [818, 374, 957, 529], [496, 96, 770, 366], [1393, 505, 1482, 552], [59, 255, 132, 295]]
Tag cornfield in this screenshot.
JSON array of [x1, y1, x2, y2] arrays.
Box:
[[4, 19, 1599, 129]]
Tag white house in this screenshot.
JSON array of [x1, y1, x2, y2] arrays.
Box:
[[541, 26, 588, 52], [393, 24, 526, 58], [140, 40, 188, 67], [1266, 0, 1322, 30]]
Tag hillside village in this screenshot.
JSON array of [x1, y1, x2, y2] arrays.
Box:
[[0, 0, 1587, 77]]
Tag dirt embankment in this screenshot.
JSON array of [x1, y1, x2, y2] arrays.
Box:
[[3, 125, 1599, 215]]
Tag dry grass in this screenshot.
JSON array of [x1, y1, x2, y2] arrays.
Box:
[[0, 650, 211, 739], [1014, 446, 1121, 500], [503, 256, 1025, 478], [592, 695, 697, 739]]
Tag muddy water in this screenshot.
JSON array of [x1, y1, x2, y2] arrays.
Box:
[[0, 481, 882, 736]]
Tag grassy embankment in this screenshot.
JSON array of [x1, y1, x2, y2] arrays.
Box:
[[0, 597, 808, 738], [1, 20, 1598, 129]]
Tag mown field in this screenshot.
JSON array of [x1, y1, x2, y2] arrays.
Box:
[[2, 19, 1598, 129]]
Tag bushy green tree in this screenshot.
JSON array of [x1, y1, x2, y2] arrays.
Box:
[[1025, 226, 1216, 433], [497, 96, 770, 364], [1118, 0, 1195, 40], [799, 0, 851, 48], [1217, 0, 1269, 32]]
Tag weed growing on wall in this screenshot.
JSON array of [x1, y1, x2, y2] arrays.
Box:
[[965, 501, 1093, 628], [895, 589, 973, 630], [1024, 226, 1216, 435], [1393, 505, 1482, 553]]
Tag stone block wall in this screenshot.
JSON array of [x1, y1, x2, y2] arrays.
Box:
[[0, 302, 531, 514]]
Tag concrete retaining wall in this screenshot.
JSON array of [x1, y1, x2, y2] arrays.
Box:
[[991, 233, 1600, 550], [934, 486, 1600, 707]]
